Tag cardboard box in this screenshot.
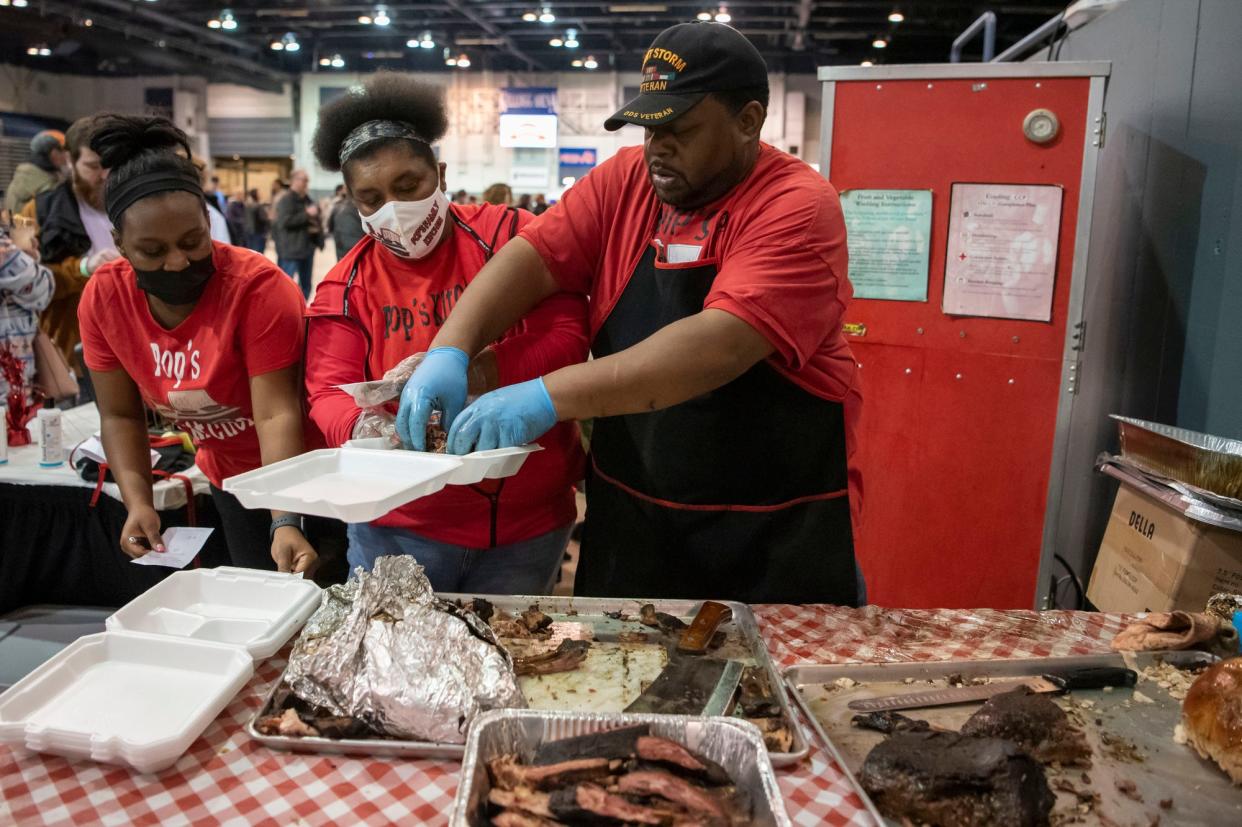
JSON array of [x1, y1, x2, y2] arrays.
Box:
[[1087, 482, 1242, 613]]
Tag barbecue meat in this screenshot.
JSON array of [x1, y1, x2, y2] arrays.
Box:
[[637, 736, 731, 785], [512, 639, 591, 676], [426, 410, 448, 453], [639, 603, 688, 634], [489, 756, 613, 791], [615, 770, 728, 819], [851, 710, 933, 735], [549, 783, 665, 824], [256, 707, 318, 738], [961, 687, 1091, 766], [859, 731, 1054, 827], [533, 725, 650, 765], [489, 788, 553, 818]]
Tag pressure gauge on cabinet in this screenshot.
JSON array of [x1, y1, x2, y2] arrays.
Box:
[[1023, 108, 1060, 144]]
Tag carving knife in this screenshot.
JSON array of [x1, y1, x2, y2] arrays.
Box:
[[847, 666, 1138, 713], [625, 601, 742, 716]]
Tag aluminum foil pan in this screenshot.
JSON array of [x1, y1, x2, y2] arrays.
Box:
[[1113, 415, 1242, 500], [451, 709, 792, 827]]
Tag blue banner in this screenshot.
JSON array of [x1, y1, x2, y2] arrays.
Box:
[[558, 148, 597, 167]]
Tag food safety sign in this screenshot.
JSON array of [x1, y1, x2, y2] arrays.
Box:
[[943, 183, 1063, 322], [841, 189, 933, 301]]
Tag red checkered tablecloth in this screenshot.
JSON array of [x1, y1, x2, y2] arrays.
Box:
[[1, 606, 1134, 826]]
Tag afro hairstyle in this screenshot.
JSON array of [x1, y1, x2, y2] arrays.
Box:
[[312, 72, 447, 173]]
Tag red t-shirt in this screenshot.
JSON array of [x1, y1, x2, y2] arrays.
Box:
[[305, 203, 588, 547], [78, 242, 306, 488], [521, 143, 863, 522]]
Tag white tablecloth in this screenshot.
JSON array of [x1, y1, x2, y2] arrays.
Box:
[[0, 403, 208, 511]]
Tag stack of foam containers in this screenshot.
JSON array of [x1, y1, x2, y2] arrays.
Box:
[[0, 567, 321, 774]]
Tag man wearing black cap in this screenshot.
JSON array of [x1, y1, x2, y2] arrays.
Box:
[[406, 22, 862, 605]]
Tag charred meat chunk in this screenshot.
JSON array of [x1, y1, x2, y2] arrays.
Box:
[[512, 639, 591, 677], [426, 410, 448, 453], [859, 731, 1054, 827], [639, 603, 688, 634], [549, 783, 665, 824], [615, 770, 728, 820], [960, 687, 1091, 766], [256, 707, 319, 738], [521, 606, 554, 634], [851, 710, 933, 735], [636, 736, 732, 786], [533, 725, 650, 765]]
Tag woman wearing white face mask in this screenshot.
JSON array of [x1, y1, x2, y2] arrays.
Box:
[[305, 73, 589, 593]]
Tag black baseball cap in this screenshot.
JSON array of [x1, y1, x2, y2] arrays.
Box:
[[604, 22, 768, 132]]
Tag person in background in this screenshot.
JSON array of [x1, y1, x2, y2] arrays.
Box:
[[205, 175, 228, 214], [190, 159, 233, 244], [78, 115, 316, 573], [270, 179, 288, 207], [0, 224, 55, 400], [482, 183, 512, 206], [452, 189, 469, 205], [273, 169, 320, 298], [304, 72, 587, 592], [327, 186, 365, 261], [242, 188, 270, 253], [531, 193, 549, 216], [516, 193, 533, 212], [20, 114, 119, 361], [4, 131, 68, 215], [225, 190, 247, 245]]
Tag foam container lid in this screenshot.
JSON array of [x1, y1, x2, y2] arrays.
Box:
[[222, 446, 539, 523], [105, 567, 322, 660], [0, 631, 254, 774]]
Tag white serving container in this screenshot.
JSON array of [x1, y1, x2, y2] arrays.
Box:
[[106, 567, 322, 659], [0, 568, 321, 774], [223, 445, 539, 523]]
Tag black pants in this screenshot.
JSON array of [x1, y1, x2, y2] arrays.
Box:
[[208, 485, 350, 583], [209, 485, 278, 570]]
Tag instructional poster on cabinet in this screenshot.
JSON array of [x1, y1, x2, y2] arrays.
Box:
[[942, 183, 1063, 322], [840, 189, 933, 301]]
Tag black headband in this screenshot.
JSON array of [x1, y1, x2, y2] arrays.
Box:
[[338, 119, 430, 165], [105, 168, 205, 226]]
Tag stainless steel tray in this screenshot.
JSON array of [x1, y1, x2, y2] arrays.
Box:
[[248, 594, 807, 765], [785, 652, 1239, 827], [450, 709, 792, 827]]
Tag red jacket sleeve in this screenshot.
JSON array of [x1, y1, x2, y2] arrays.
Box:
[[305, 315, 367, 447], [491, 291, 590, 387]]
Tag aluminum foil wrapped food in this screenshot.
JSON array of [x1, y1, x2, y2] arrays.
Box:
[[283, 556, 524, 743]]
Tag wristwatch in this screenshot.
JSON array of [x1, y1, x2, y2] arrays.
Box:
[[270, 515, 305, 542]]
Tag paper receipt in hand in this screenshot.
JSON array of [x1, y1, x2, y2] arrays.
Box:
[[131, 527, 214, 568]]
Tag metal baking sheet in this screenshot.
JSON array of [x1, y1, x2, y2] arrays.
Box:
[[451, 709, 791, 826], [248, 594, 807, 765], [785, 652, 1242, 827]]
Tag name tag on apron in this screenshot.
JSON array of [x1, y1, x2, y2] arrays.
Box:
[[664, 243, 703, 264]]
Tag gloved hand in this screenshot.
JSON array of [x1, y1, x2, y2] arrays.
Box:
[[447, 377, 559, 455], [395, 346, 469, 450]]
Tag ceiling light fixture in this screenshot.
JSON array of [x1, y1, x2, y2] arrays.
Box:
[[219, 9, 237, 30], [284, 35, 300, 52], [564, 28, 579, 48], [571, 58, 583, 67], [419, 30, 435, 48], [444, 47, 457, 66], [583, 55, 598, 69], [207, 17, 221, 28], [456, 53, 471, 68], [549, 36, 563, 47], [270, 40, 284, 50], [872, 37, 888, 48], [714, 6, 730, 23], [538, 6, 555, 23], [11, 0, 30, 7], [373, 6, 390, 26], [888, 10, 904, 23], [331, 55, 345, 68], [696, 11, 712, 21], [522, 11, 537, 22], [83, 18, 93, 27], [860, 59, 874, 66], [358, 14, 372, 24]]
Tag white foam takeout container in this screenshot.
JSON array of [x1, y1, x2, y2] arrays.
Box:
[[0, 568, 322, 774], [223, 445, 540, 523]]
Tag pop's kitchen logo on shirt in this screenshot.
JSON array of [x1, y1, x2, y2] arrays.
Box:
[[148, 341, 253, 441]]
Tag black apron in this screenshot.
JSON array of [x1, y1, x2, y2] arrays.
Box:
[[575, 234, 860, 606]]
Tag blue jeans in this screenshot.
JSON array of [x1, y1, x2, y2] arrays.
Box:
[[245, 233, 268, 253], [346, 522, 573, 595], [278, 256, 314, 298]]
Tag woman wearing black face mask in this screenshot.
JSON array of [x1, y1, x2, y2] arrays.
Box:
[[77, 115, 317, 573]]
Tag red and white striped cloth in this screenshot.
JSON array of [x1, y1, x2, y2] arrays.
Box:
[[0, 606, 1133, 826]]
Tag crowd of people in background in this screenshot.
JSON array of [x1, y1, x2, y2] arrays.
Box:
[[0, 117, 559, 381]]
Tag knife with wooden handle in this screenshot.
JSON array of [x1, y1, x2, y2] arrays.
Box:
[[847, 666, 1138, 713]]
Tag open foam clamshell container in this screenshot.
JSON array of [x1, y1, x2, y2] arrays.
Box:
[[222, 445, 540, 523], [0, 568, 321, 774]]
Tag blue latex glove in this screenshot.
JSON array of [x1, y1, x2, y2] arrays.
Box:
[[447, 378, 558, 455], [395, 346, 470, 450]]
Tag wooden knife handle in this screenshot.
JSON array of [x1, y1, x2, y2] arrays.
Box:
[[678, 601, 733, 654]]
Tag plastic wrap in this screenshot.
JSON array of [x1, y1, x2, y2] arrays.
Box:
[[283, 556, 524, 743], [338, 353, 425, 408]]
